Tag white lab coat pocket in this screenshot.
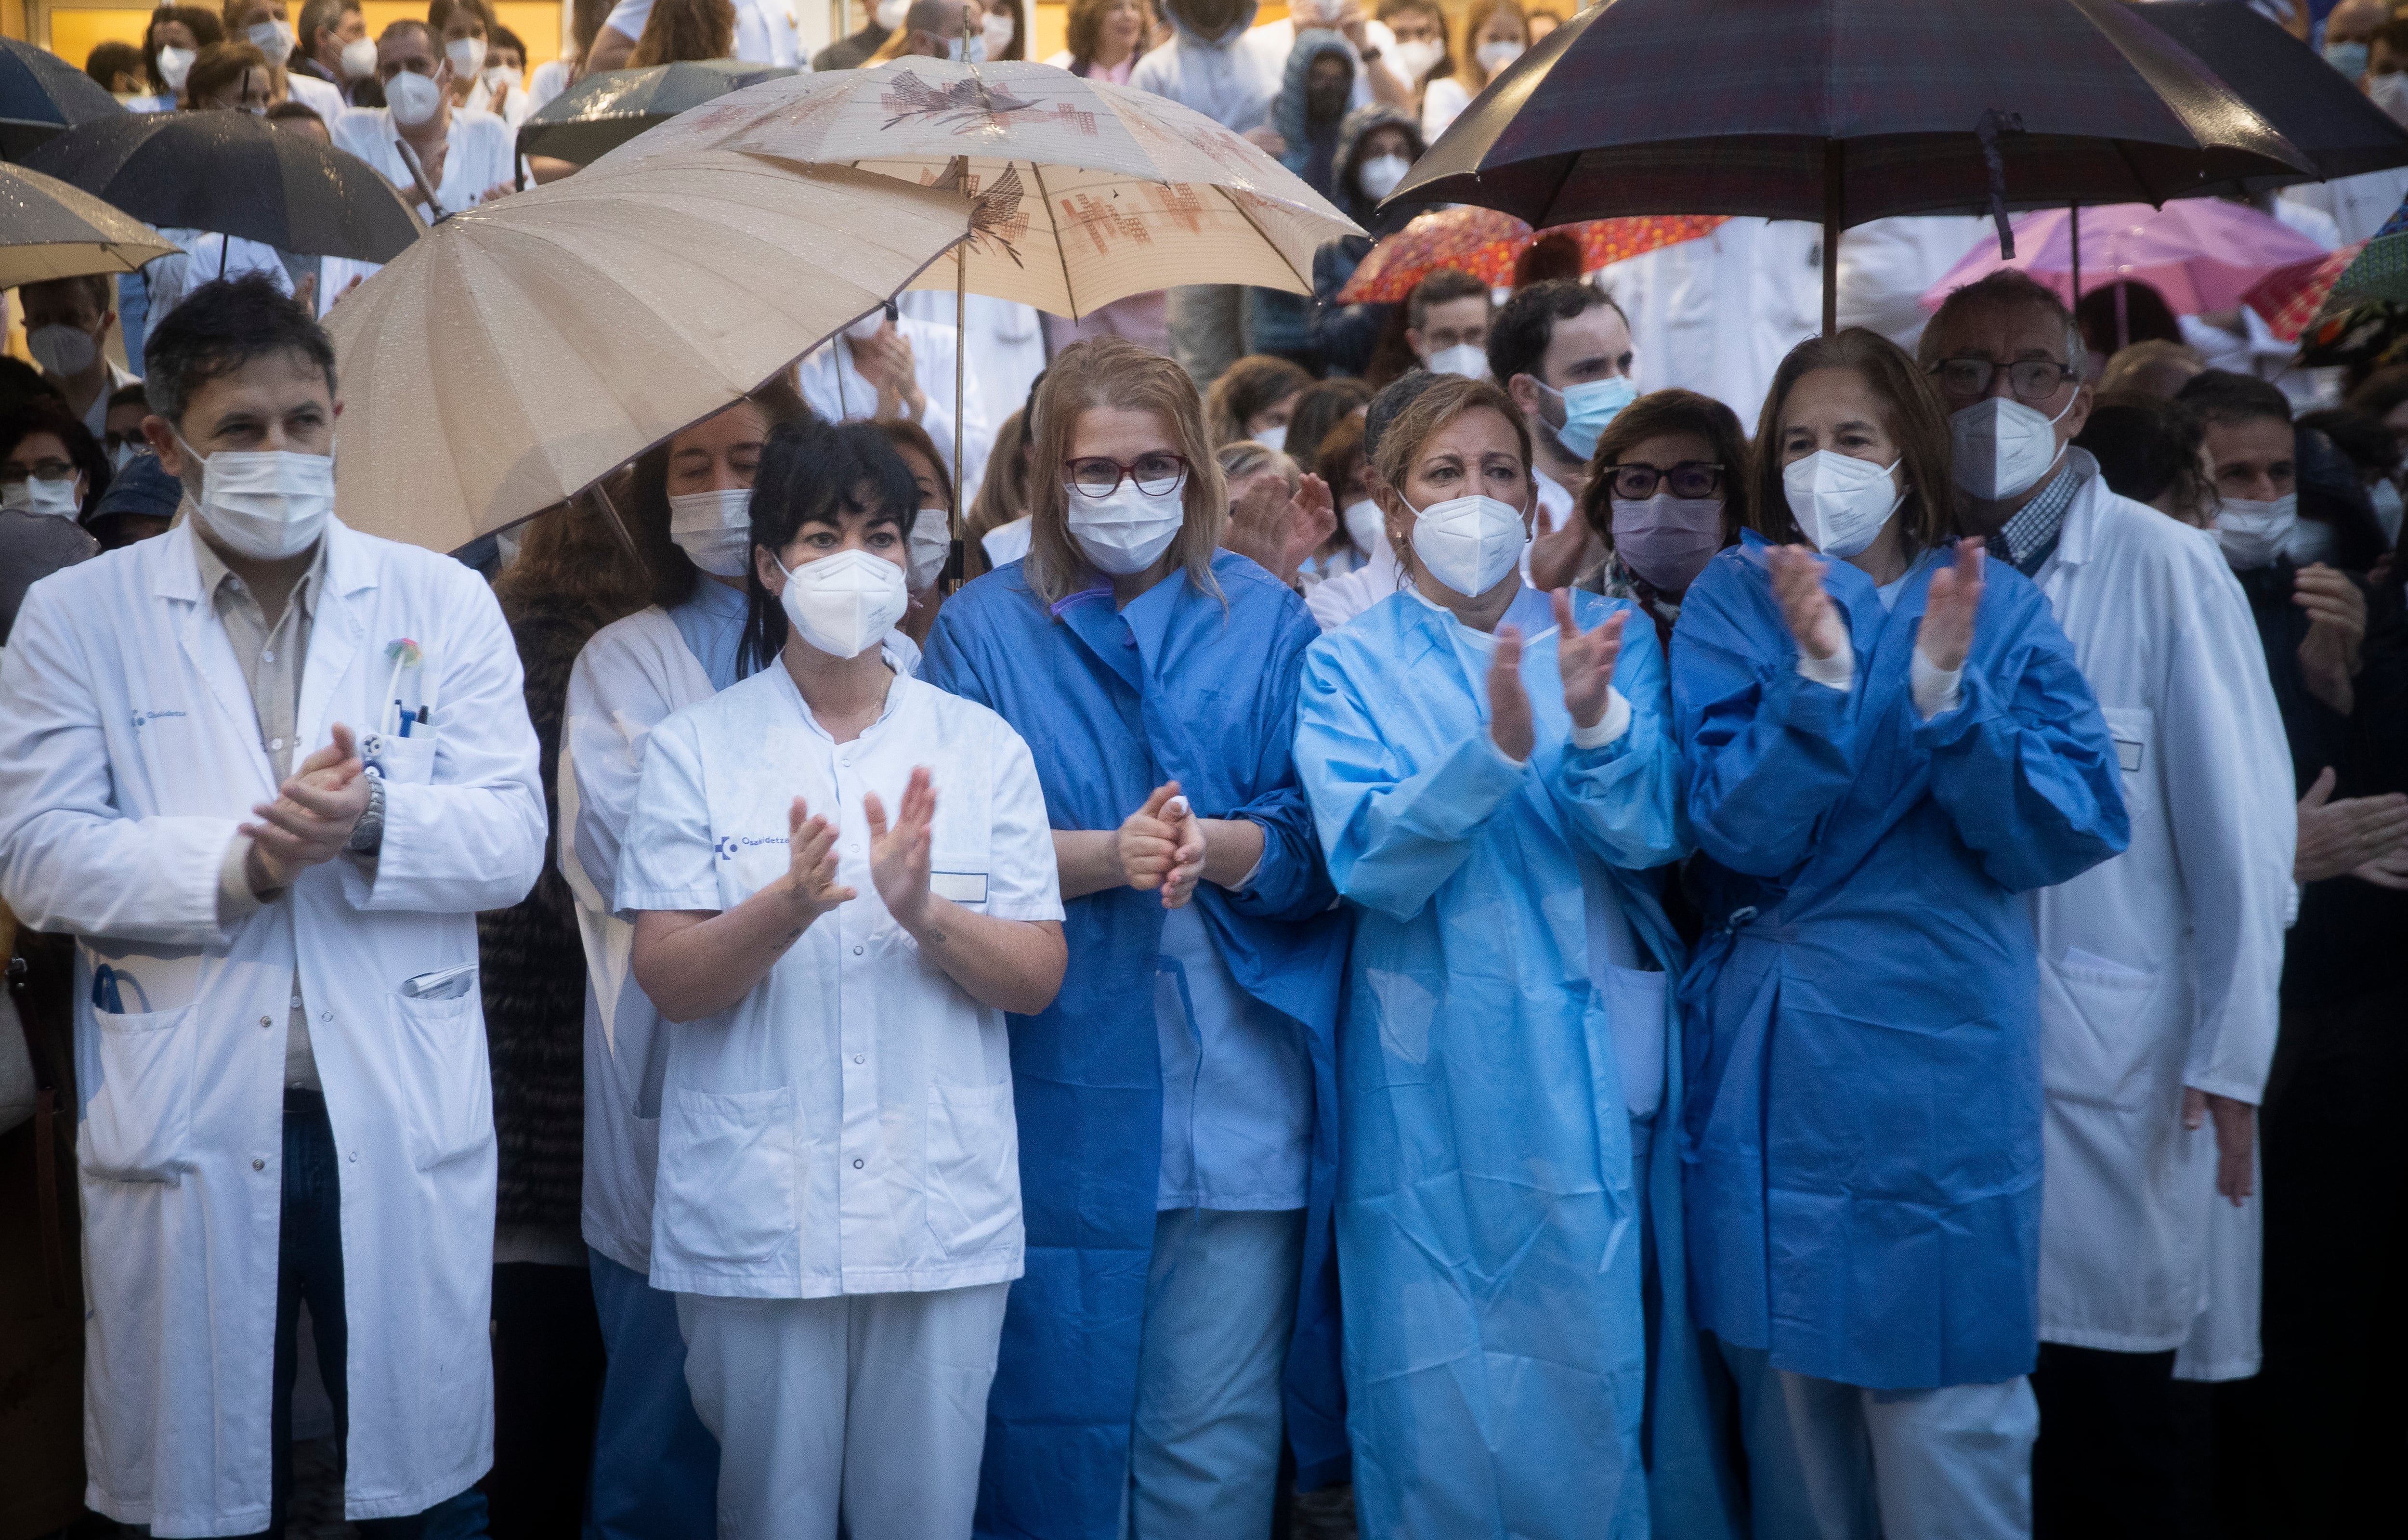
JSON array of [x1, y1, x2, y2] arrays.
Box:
[[658, 1085, 797, 1267], [2041, 950, 2168, 1111], [362, 731, 438, 785], [1603, 966, 1668, 1120], [81, 1001, 198, 1183], [388, 987, 494, 1169], [2098, 705, 2154, 822], [925, 1081, 1018, 1259]]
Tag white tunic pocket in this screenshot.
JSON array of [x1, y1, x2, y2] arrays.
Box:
[[925, 1081, 1018, 1259], [658, 1085, 798, 1268], [389, 985, 494, 1170], [2041, 949, 2169, 1111], [82, 1000, 199, 1183]]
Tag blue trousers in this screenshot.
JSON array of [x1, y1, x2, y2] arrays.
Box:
[[585, 1248, 720, 1540], [201, 1090, 487, 1540]]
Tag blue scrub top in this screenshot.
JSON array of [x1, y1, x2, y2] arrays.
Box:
[[1671, 533, 2129, 1391], [925, 552, 1350, 1535], [667, 576, 750, 692]]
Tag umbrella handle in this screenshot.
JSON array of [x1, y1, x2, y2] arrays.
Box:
[[1977, 109, 2024, 261]]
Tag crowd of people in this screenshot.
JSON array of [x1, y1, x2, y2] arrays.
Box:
[[4, 3, 2408, 1540]]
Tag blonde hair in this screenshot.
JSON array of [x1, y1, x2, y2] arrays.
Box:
[[1025, 336, 1227, 609], [1369, 375, 1533, 583]]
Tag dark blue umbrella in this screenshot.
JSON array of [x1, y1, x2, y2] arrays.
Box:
[[0, 36, 124, 163], [516, 59, 799, 170]]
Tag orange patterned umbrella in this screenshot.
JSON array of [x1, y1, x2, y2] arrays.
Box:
[[1335, 207, 1727, 304], [2244, 242, 2364, 342]]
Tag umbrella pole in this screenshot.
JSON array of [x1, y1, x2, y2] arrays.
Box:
[[2068, 203, 2081, 308], [953, 241, 967, 586], [587, 481, 645, 572], [1821, 142, 1843, 337]]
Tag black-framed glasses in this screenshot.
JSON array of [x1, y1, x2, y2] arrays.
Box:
[[1928, 357, 2076, 401], [0, 459, 77, 486], [1064, 453, 1189, 498], [1607, 460, 1724, 500]]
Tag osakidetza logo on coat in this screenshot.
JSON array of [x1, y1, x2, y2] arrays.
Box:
[[717, 834, 790, 861], [131, 709, 189, 729]]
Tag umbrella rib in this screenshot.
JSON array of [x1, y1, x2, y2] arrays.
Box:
[[1219, 185, 1309, 294], [1027, 160, 1084, 322]]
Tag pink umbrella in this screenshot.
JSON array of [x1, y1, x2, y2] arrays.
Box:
[[1919, 201, 2327, 316]]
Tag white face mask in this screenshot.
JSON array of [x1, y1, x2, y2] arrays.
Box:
[[26, 322, 98, 378], [668, 487, 753, 576], [1950, 393, 2073, 502], [2372, 71, 2408, 128], [908, 507, 951, 591], [1782, 450, 1902, 560], [1389, 37, 1441, 79], [877, 0, 911, 27], [983, 11, 1016, 53], [1066, 479, 1186, 575], [1427, 342, 1489, 380], [1357, 151, 1411, 202], [1254, 423, 1288, 453], [775, 547, 908, 658], [1475, 38, 1522, 74], [484, 64, 523, 91], [386, 68, 443, 126], [3, 475, 81, 518], [179, 435, 336, 560], [1408, 491, 1526, 597], [844, 311, 889, 343], [1342, 496, 1386, 556], [2214, 494, 2297, 569], [157, 45, 196, 91], [340, 36, 379, 78], [248, 18, 295, 57], [445, 36, 487, 77]]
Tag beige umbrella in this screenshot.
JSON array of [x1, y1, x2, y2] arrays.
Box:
[[323, 150, 973, 553], [0, 161, 177, 289]]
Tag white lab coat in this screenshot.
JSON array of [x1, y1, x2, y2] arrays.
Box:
[[1835, 214, 1996, 353], [0, 519, 545, 1536], [2025, 454, 2295, 1355], [1597, 217, 1821, 430], [561, 606, 718, 1275], [897, 289, 1047, 432], [797, 316, 994, 505]]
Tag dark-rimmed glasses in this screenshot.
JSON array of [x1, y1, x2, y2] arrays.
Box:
[[1606, 461, 1724, 500], [1928, 358, 2076, 402], [1064, 453, 1189, 498]]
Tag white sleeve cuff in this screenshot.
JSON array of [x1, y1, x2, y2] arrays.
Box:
[[1796, 642, 1854, 693], [1570, 687, 1633, 750], [1910, 646, 1963, 720]]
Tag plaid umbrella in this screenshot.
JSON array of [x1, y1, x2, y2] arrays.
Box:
[[2244, 242, 2366, 342], [1393, 0, 2312, 333], [0, 36, 122, 163], [1334, 208, 1727, 303]]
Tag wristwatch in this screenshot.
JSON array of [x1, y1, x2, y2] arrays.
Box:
[[346, 773, 387, 855], [1359, 42, 1382, 60]]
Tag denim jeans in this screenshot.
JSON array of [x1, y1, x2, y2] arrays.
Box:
[[216, 1089, 489, 1540]]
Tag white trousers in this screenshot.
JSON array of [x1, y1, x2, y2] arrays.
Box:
[[1125, 1207, 1307, 1540], [1717, 1338, 2038, 1540], [677, 1283, 1010, 1540]]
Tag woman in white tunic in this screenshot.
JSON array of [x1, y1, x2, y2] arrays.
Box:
[[618, 417, 1067, 1540]]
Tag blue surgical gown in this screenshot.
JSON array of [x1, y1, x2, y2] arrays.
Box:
[[924, 553, 1349, 1539], [1294, 585, 1734, 1540], [1672, 533, 2128, 1391]]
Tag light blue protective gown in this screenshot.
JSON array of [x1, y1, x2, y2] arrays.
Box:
[[1294, 584, 1739, 1540], [1671, 533, 2129, 1392], [924, 552, 1348, 1540]]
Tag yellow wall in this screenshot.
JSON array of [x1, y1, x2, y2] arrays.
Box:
[[362, 0, 561, 67], [48, 6, 148, 69], [25, 1, 561, 71]]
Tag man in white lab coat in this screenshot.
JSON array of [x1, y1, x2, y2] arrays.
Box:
[[0, 275, 546, 1539], [1920, 271, 2295, 1537]]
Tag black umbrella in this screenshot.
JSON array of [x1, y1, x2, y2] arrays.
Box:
[[0, 36, 124, 163], [2127, 0, 2408, 191], [24, 111, 424, 263], [1394, 0, 2313, 332], [516, 60, 800, 171]]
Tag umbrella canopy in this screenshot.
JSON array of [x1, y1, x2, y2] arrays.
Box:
[[2121, 0, 2408, 192], [2244, 241, 2365, 341], [1334, 207, 1727, 303], [594, 60, 1359, 317], [0, 161, 179, 288], [2312, 197, 2408, 316], [25, 111, 424, 263], [0, 37, 122, 163], [1393, 0, 2312, 331], [1919, 200, 2326, 315], [516, 59, 799, 168], [323, 151, 972, 552]]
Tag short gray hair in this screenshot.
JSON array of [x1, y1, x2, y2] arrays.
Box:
[[1919, 269, 2088, 382], [1216, 441, 1300, 495]]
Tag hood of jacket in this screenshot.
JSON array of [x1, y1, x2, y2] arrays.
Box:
[[1161, 0, 1261, 51], [1333, 101, 1426, 228], [1276, 28, 1358, 174]]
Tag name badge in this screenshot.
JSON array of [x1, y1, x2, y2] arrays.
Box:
[[929, 871, 989, 904], [2114, 738, 2144, 774]]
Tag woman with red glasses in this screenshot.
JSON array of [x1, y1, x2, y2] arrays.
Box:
[[925, 335, 1347, 1540]]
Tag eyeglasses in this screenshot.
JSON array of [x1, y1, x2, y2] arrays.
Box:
[[1928, 358, 2076, 402], [1064, 453, 1189, 498], [1607, 461, 1724, 500], [1, 459, 77, 486]]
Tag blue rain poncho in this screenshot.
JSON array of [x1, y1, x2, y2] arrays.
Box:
[[1671, 534, 2129, 1391], [924, 553, 1349, 1540], [1294, 586, 1738, 1540]]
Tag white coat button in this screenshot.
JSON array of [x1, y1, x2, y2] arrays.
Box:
[[849, 842, 860, 853], [290, 995, 302, 1009], [348, 1151, 358, 1162], [260, 1016, 272, 1028], [270, 737, 284, 751], [252, 1158, 265, 1171], [852, 945, 864, 955], [320, 1012, 332, 1022], [853, 1054, 864, 1064], [262, 650, 275, 663], [852, 1158, 864, 1169]]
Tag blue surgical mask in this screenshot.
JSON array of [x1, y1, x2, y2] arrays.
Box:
[[2326, 39, 2369, 79], [1539, 375, 1638, 462]]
